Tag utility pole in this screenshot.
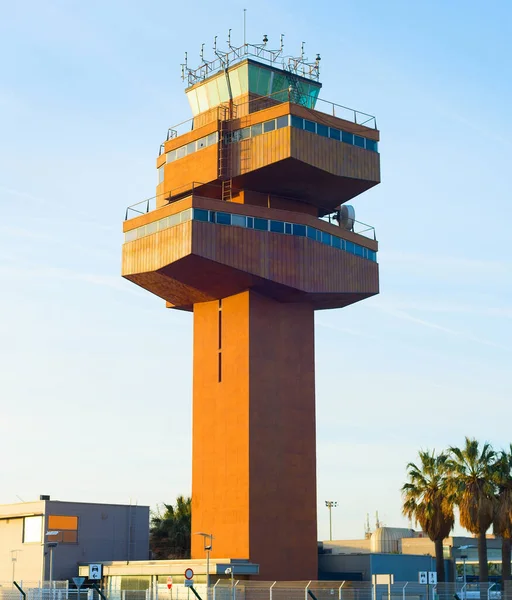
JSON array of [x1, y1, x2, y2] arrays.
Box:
[[325, 501, 338, 541]]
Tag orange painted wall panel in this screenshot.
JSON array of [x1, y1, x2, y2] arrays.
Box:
[[191, 293, 251, 561], [191, 291, 317, 580]]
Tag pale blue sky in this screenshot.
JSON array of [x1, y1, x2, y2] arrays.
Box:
[[0, 0, 511, 541]]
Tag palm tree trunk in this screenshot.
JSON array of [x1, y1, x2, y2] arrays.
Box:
[[478, 530, 489, 583], [435, 538, 446, 582], [502, 536, 512, 583]]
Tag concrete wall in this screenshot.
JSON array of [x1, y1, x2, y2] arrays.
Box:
[[0, 501, 46, 582], [46, 501, 150, 581], [0, 501, 149, 583], [319, 553, 436, 582]]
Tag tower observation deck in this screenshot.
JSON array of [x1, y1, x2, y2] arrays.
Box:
[[122, 35, 380, 581]]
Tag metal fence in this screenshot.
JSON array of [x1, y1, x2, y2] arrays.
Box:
[[1, 582, 504, 600]]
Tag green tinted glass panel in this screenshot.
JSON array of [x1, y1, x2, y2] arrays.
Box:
[[309, 85, 320, 108], [257, 68, 271, 95], [186, 90, 199, 115], [272, 73, 288, 100], [238, 64, 248, 93], [207, 79, 220, 106], [249, 64, 260, 93], [229, 68, 242, 97], [217, 76, 229, 103], [197, 85, 209, 113]]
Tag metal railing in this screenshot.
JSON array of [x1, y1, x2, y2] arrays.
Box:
[[158, 89, 377, 154], [124, 182, 222, 220]]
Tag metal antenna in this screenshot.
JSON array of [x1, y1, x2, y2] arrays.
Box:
[[200, 43, 205, 62], [213, 36, 217, 52], [280, 34, 284, 53], [301, 42, 305, 60], [243, 8, 247, 46]]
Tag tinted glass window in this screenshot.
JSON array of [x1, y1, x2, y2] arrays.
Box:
[[354, 135, 365, 148], [240, 127, 251, 140], [193, 209, 209, 222], [293, 224, 306, 237], [158, 217, 169, 230], [147, 221, 158, 235], [169, 213, 180, 226], [209, 211, 216, 223], [197, 137, 207, 150], [125, 229, 137, 242], [284, 223, 292, 234], [231, 214, 246, 227], [321, 231, 331, 245], [304, 120, 316, 133], [263, 120, 276, 133], [368, 250, 377, 262], [137, 226, 146, 239], [290, 115, 303, 129], [246, 216, 254, 228], [207, 132, 218, 146], [270, 220, 285, 233], [354, 244, 364, 256], [216, 212, 231, 225], [181, 209, 192, 223], [366, 139, 378, 152], [276, 115, 289, 129], [251, 123, 263, 136], [329, 128, 341, 141], [254, 218, 268, 231], [345, 240, 355, 254], [342, 131, 354, 145], [307, 227, 316, 240], [186, 141, 196, 154], [331, 236, 341, 249], [177, 146, 187, 158], [166, 149, 177, 163], [158, 166, 164, 184], [317, 123, 328, 137]]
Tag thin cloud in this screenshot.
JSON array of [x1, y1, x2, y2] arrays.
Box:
[[376, 306, 510, 351]]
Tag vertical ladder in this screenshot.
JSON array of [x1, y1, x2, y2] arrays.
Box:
[[285, 70, 307, 106], [218, 106, 232, 202]]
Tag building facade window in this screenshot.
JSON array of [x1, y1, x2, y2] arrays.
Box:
[[124, 208, 377, 263], [47, 515, 79, 543], [23, 515, 43, 543]]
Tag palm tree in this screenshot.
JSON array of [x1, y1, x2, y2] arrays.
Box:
[[447, 438, 497, 584], [493, 446, 512, 584], [150, 495, 191, 559], [402, 450, 455, 582]]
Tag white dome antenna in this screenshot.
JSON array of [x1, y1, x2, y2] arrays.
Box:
[[338, 205, 355, 231]]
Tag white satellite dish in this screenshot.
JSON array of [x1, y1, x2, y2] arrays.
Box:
[[339, 205, 355, 231]]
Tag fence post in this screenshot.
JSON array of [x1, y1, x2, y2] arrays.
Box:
[[306, 581, 312, 600], [402, 581, 408, 600], [270, 581, 276, 600]]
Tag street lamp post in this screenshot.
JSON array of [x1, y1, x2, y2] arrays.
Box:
[[194, 532, 213, 599], [11, 550, 21, 583], [325, 501, 338, 541], [456, 545, 475, 593], [225, 568, 235, 600], [46, 531, 60, 596]]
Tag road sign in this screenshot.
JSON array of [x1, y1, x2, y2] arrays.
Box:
[[184, 568, 194, 580], [167, 577, 173, 589], [73, 577, 85, 589], [429, 572, 437, 585], [184, 580, 193, 588], [418, 572, 427, 584], [89, 564, 103, 580]]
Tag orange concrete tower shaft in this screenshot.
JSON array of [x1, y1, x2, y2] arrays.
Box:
[[122, 47, 380, 580]]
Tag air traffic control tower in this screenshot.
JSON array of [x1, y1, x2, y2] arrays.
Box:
[[122, 35, 380, 581]]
